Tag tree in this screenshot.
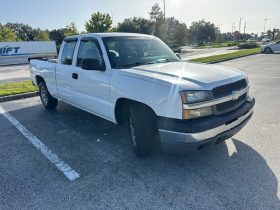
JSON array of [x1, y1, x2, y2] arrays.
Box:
[[149, 3, 164, 21], [49, 28, 66, 45], [172, 23, 188, 48], [149, 3, 165, 39], [117, 18, 153, 34], [5, 22, 37, 41], [64, 22, 79, 37], [275, 32, 280, 41], [189, 20, 217, 45], [85, 12, 112, 33], [0, 26, 17, 41], [34, 30, 50, 41]]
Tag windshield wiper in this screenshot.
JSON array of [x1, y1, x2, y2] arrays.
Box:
[[121, 61, 155, 68], [155, 58, 179, 63]]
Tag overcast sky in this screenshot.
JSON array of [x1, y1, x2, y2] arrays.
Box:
[[1, 0, 279, 34]]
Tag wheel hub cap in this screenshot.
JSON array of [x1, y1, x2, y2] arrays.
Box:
[[41, 87, 48, 104]]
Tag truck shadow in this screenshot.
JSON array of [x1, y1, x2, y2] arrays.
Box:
[[6, 101, 280, 208]]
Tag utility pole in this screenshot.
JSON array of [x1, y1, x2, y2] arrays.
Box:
[[244, 22, 247, 35], [264, 18, 268, 33], [111, 10, 114, 27], [163, 0, 166, 20], [272, 28, 276, 41], [232, 23, 236, 34], [238, 18, 243, 41]]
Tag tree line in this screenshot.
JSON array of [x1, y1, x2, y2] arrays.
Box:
[[1, 3, 243, 49]]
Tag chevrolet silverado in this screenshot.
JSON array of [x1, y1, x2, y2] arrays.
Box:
[[29, 33, 255, 156]]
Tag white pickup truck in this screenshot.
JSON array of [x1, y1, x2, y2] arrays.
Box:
[[30, 33, 255, 156]]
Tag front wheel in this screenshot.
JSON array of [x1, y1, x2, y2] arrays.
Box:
[[264, 47, 272, 54], [127, 104, 157, 157], [39, 81, 58, 109]]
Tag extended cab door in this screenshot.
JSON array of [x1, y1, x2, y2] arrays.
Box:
[[56, 38, 78, 101], [70, 37, 111, 120]]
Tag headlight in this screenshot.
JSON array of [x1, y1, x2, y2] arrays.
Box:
[[180, 91, 210, 104], [180, 90, 212, 119], [183, 107, 213, 119]]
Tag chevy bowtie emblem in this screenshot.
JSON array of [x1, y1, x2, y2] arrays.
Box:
[[232, 91, 240, 100]]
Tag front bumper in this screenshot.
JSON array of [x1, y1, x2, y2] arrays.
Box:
[[158, 98, 255, 153]]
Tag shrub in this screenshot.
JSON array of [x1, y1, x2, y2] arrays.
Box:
[[238, 42, 259, 49], [227, 42, 239, 47]]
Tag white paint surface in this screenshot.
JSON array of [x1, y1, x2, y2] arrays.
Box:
[[226, 138, 237, 157], [0, 106, 80, 181]]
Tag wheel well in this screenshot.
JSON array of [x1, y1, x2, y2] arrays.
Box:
[[114, 98, 157, 124], [35, 76, 45, 86], [265, 47, 272, 52]]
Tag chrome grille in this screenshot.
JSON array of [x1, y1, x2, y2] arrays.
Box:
[[212, 79, 247, 99], [212, 79, 248, 115], [214, 93, 247, 114]]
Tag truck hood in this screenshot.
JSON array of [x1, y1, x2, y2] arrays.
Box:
[[121, 62, 246, 90]]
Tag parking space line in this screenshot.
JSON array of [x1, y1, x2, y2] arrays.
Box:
[[0, 106, 80, 181]]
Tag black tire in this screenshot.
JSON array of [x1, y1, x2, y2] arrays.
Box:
[[127, 103, 157, 157], [264, 47, 272, 54], [39, 81, 58, 109]]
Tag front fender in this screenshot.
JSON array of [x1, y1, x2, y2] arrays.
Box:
[[110, 70, 183, 121]]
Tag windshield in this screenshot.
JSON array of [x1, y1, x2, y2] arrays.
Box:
[[102, 36, 180, 69]]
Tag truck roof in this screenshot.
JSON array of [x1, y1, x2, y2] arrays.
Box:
[[66, 32, 154, 39]]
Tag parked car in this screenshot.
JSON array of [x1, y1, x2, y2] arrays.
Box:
[[29, 33, 255, 156], [247, 38, 256, 43], [261, 40, 280, 53]]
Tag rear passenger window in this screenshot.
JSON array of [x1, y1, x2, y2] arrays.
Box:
[[61, 41, 77, 65]]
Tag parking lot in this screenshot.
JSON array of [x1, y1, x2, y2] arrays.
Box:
[[1, 54, 280, 209], [0, 64, 30, 84]]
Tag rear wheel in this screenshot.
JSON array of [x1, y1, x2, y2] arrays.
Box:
[[264, 47, 272, 54], [127, 104, 157, 157], [39, 81, 58, 109]]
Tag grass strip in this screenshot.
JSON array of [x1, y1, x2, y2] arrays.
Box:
[[189, 48, 260, 63], [193, 43, 231, 49], [0, 80, 38, 97]]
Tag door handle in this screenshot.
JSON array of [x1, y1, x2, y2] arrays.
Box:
[[72, 73, 78, 80]]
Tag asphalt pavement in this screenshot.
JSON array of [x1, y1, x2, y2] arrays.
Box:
[[0, 64, 30, 84], [0, 54, 280, 209]]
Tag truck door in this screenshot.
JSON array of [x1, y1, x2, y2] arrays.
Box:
[[70, 37, 111, 120], [56, 38, 78, 101]]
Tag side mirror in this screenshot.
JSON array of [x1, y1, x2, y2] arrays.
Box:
[[175, 53, 182, 60], [81, 58, 105, 71]]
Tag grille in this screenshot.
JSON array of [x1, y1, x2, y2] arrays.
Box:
[[212, 79, 247, 98], [215, 93, 247, 114]]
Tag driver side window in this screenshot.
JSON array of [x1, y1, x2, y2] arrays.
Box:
[[76, 39, 105, 70]]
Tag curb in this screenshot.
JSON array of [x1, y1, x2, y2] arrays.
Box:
[[0, 92, 38, 103], [208, 52, 260, 64]]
